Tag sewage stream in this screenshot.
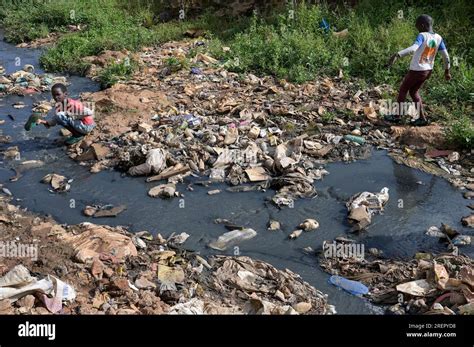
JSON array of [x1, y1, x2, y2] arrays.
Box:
[[1, 33, 472, 314]]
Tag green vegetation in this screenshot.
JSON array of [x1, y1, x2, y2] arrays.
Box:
[[97, 59, 138, 89]]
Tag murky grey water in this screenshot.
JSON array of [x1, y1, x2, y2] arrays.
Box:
[[1, 34, 472, 314]]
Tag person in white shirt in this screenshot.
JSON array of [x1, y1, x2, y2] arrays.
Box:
[[386, 14, 451, 126]]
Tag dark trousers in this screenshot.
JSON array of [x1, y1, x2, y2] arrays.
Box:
[[397, 70, 432, 119]]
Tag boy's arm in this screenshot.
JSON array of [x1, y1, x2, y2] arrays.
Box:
[[438, 40, 451, 80], [387, 34, 424, 67]]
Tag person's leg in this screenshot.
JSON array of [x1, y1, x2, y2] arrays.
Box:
[[71, 120, 95, 136], [51, 114, 83, 138], [386, 71, 416, 122], [408, 70, 432, 121], [64, 125, 82, 137]]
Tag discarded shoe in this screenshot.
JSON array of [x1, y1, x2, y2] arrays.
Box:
[[24, 113, 41, 131]]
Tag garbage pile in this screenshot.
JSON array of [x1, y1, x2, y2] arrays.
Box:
[[68, 40, 413, 204], [0, 64, 68, 95], [0, 194, 334, 315], [65, 39, 474, 199], [0, 265, 76, 314], [320, 239, 474, 315]]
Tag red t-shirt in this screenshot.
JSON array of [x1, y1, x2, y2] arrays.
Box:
[[56, 98, 94, 125]]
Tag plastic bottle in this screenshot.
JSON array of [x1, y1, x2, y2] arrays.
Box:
[[344, 134, 366, 145]]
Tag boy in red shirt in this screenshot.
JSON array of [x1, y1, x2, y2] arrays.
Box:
[[27, 83, 95, 145]]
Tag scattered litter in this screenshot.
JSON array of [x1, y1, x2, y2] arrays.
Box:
[[299, 219, 319, 231], [209, 228, 257, 251], [83, 204, 127, 218], [41, 173, 71, 192], [289, 229, 303, 239], [267, 220, 281, 231], [346, 187, 389, 230], [328, 275, 369, 296]]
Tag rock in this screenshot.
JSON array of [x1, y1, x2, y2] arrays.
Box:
[[292, 302, 312, 314], [289, 229, 303, 239], [267, 220, 281, 230], [3, 146, 20, 160], [30, 222, 55, 237], [138, 122, 153, 133], [390, 124, 445, 148], [93, 205, 127, 218], [461, 215, 474, 228], [90, 258, 104, 279], [157, 265, 185, 284], [351, 129, 361, 136], [59, 224, 137, 263], [17, 295, 35, 310], [75, 148, 96, 161], [464, 191, 474, 200], [348, 206, 371, 230], [90, 161, 106, 173], [60, 128, 72, 137], [299, 219, 319, 231], [0, 300, 14, 314], [110, 278, 131, 292], [135, 276, 156, 289], [83, 206, 97, 217], [90, 143, 110, 160], [148, 184, 176, 198], [441, 223, 459, 238], [245, 167, 270, 181]]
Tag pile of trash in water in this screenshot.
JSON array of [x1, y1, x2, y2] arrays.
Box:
[[56, 39, 472, 207], [0, 64, 68, 95], [319, 238, 473, 315], [62, 41, 396, 205]]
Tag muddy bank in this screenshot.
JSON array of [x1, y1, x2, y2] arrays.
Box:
[[0, 195, 333, 315]]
